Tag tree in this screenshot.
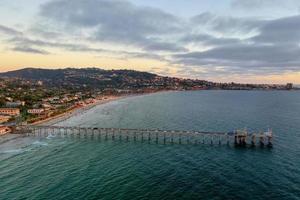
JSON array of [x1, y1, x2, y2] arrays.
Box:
[[0, 98, 5, 107]]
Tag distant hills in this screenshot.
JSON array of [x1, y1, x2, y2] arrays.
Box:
[[0, 68, 295, 91], [0, 68, 209, 90], [0, 68, 156, 81]]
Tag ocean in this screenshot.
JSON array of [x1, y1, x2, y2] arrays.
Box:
[[1, 90, 300, 200]]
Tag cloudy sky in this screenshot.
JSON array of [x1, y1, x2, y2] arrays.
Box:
[[1, 0, 300, 83]]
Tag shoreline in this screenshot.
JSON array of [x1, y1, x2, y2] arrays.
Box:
[[31, 90, 175, 126], [0, 90, 174, 145], [31, 95, 122, 126]]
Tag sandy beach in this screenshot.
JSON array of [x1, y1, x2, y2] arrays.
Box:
[[32, 96, 122, 126], [31, 91, 172, 126]]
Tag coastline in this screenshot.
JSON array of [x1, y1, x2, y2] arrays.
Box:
[[32, 90, 176, 126], [31, 95, 122, 126], [0, 90, 175, 146]]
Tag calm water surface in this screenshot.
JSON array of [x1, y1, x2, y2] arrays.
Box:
[[1, 91, 300, 200]]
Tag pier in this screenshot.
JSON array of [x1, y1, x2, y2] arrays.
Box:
[[15, 126, 273, 147]]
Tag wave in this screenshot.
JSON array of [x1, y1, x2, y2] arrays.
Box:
[[46, 134, 56, 139], [1, 148, 25, 154], [32, 141, 49, 146]]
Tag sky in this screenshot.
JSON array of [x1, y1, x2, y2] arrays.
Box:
[[1, 0, 300, 84]]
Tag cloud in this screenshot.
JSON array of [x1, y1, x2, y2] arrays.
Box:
[[191, 12, 265, 36], [174, 43, 300, 75], [174, 13, 300, 76], [29, 26, 62, 39], [9, 36, 91, 51], [176, 44, 300, 65], [0, 25, 50, 55], [8, 35, 165, 61], [181, 33, 241, 47], [231, 0, 300, 10], [2, 0, 300, 79], [251, 15, 300, 45], [39, 0, 186, 52], [0, 24, 22, 36], [12, 46, 49, 55], [9, 36, 167, 64], [143, 41, 187, 52]]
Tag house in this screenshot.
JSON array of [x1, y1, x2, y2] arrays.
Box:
[[42, 103, 53, 110], [27, 109, 45, 115], [76, 101, 86, 106], [85, 98, 96, 104], [44, 97, 61, 104], [0, 108, 20, 116], [6, 101, 25, 107], [5, 97, 13, 102], [0, 126, 11, 135], [0, 115, 11, 123]]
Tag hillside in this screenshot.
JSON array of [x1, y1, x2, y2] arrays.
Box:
[[0, 68, 160, 89], [1, 68, 292, 91], [0, 68, 209, 90]]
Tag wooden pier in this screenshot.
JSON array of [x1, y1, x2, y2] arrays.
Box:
[[15, 125, 273, 147]]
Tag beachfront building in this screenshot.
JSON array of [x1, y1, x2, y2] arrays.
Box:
[[27, 109, 45, 115], [0, 108, 20, 116], [0, 115, 11, 123], [85, 98, 97, 104], [0, 126, 11, 135]]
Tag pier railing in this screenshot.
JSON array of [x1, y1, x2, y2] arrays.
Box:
[[16, 125, 273, 147]]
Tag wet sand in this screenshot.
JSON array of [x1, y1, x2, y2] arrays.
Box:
[[0, 134, 25, 145]]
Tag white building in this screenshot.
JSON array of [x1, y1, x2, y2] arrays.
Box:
[[28, 109, 45, 115], [0, 108, 20, 116], [6, 101, 25, 107]]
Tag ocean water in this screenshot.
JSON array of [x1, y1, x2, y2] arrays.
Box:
[[1, 91, 300, 200]]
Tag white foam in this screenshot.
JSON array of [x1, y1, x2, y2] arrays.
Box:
[[1, 149, 24, 154], [32, 141, 48, 146], [46, 134, 56, 139]]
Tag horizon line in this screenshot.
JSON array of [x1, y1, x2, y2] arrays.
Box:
[[0, 66, 298, 86]]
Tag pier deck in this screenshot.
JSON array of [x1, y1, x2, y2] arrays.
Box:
[[15, 125, 273, 147]]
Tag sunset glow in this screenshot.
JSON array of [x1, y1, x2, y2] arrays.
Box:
[[1, 0, 300, 83]]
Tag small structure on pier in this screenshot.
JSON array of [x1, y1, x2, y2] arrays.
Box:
[[230, 128, 273, 148], [233, 129, 247, 147]]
